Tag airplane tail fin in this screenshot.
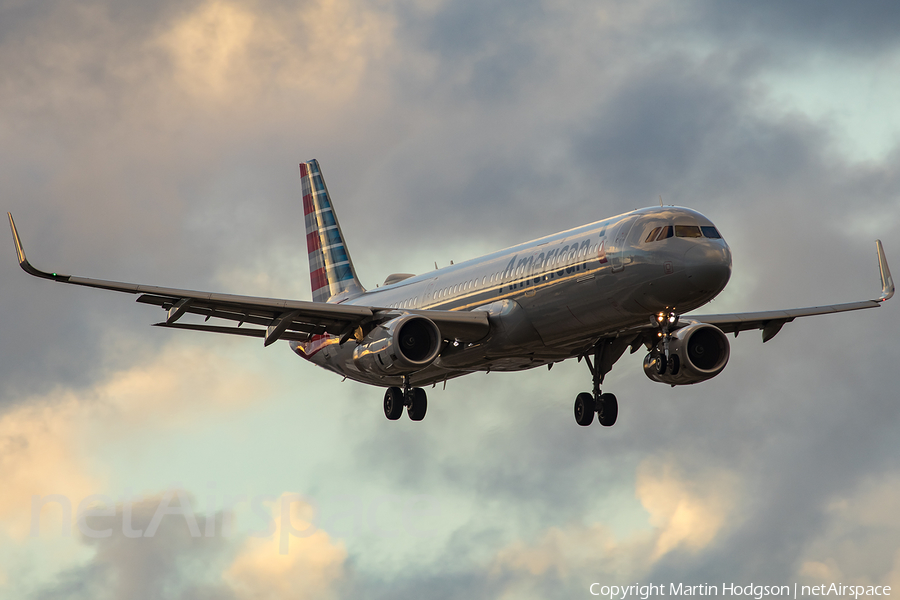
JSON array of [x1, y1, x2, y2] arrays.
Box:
[[300, 160, 365, 303]]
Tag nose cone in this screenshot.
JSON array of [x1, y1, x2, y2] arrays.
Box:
[[684, 243, 732, 296]]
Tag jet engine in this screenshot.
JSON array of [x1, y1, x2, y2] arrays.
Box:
[[643, 322, 730, 385], [352, 314, 442, 376]]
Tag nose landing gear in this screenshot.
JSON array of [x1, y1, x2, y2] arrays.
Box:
[[649, 311, 680, 374]]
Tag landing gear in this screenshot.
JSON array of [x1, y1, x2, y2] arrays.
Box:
[[383, 376, 428, 421], [384, 387, 404, 420], [408, 387, 427, 421], [573, 340, 619, 427], [574, 392, 595, 426], [653, 310, 680, 373], [598, 393, 618, 427]]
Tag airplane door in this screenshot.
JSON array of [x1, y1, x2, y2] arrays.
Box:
[[609, 216, 638, 273]]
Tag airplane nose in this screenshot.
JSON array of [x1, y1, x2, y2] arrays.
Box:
[[684, 243, 732, 295]]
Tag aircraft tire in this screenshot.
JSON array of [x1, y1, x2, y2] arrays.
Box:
[[574, 392, 595, 426], [384, 387, 404, 420], [655, 354, 667, 375], [408, 388, 427, 421], [667, 354, 680, 376], [598, 393, 618, 427]]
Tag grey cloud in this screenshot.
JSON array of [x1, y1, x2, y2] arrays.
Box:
[[698, 0, 900, 56], [3, 0, 900, 596], [31, 496, 236, 600]]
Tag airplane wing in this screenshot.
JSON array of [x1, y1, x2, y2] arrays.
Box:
[[8, 213, 489, 345], [683, 240, 894, 342]]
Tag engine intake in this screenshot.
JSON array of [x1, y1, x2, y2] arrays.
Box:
[[353, 315, 442, 376], [643, 322, 730, 385]]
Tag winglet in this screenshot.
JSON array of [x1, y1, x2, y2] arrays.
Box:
[[876, 239, 894, 302], [7, 213, 71, 282]]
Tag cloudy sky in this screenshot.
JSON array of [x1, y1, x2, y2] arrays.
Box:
[[2, 0, 900, 598]]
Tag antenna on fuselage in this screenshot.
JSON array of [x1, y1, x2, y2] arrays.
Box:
[[659, 195, 664, 207]]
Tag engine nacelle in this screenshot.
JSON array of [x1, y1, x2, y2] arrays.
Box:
[[352, 315, 442, 376], [643, 322, 730, 385]]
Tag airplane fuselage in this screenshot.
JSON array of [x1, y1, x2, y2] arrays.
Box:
[[8, 157, 890, 426], [292, 206, 733, 387]]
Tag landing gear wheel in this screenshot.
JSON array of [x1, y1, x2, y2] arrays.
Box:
[[667, 354, 680, 376], [407, 388, 427, 421], [574, 392, 595, 426], [654, 354, 667, 375], [384, 387, 404, 420], [598, 393, 618, 427]]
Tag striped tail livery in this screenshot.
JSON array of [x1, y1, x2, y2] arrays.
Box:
[[300, 160, 365, 303]]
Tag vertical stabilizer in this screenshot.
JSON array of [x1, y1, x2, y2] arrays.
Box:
[[300, 160, 365, 303]]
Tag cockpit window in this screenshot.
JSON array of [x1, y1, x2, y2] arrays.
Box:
[[674, 225, 702, 238], [656, 225, 673, 241], [645, 227, 662, 243], [645, 223, 723, 242]]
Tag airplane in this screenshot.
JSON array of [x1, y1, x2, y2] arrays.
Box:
[[7, 159, 894, 427]]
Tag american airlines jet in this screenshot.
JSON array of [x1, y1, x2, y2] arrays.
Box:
[[8, 160, 894, 427]]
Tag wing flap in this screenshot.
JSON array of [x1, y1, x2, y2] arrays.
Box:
[[153, 322, 313, 342]]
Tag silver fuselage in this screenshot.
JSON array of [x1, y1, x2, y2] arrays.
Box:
[[292, 206, 732, 386]]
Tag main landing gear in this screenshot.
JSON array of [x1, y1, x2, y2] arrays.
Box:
[[383, 375, 427, 421], [574, 340, 618, 427]]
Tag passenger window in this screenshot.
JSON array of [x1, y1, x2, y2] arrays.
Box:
[[675, 225, 702, 238], [645, 227, 661, 243], [701, 226, 722, 239], [656, 226, 673, 241]]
